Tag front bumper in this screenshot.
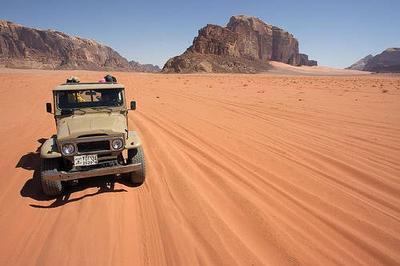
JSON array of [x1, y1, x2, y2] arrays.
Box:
[[42, 163, 142, 181]]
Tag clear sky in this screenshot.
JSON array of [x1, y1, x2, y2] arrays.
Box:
[[1, 0, 399, 68]]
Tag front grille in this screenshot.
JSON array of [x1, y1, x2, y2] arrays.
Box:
[[77, 140, 110, 153]]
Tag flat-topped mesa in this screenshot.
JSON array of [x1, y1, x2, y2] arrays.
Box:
[[226, 15, 300, 64], [163, 15, 317, 73]]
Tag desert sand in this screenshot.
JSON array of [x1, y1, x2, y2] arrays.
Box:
[[269, 61, 372, 76], [0, 69, 399, 265]]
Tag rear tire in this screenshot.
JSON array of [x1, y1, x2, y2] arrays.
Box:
[[127, 147, 146, 185], [40, 158, 63, 196]]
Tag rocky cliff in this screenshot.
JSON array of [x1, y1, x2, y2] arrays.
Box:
[[299, 53, 318, 66], [163, 15, 317, 73], [0, 20, 159, 72]]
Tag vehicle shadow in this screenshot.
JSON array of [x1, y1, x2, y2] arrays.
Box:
[[18, 138, 136, 209]]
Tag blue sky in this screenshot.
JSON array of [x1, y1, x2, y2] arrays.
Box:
[[1, 0, 399, 68]]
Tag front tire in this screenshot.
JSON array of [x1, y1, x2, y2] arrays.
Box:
[[40, 158, 63, 196], [127, 147, 146, 185]]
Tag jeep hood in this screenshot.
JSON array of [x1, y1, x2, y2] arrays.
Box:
[[57, 113, 127, 140]]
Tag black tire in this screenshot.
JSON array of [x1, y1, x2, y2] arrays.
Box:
[[127, 147, 146, 185], [40, 158, 63, 196]]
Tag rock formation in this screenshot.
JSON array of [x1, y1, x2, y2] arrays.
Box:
[[163, 15, 317, 73], [346, 55, 374, 71], [0, 20, 159, 72], [129, 60, 161, 72], [299, 54, 318, 66], [347, 49, 400, 73], [364, 48, 400, 73]]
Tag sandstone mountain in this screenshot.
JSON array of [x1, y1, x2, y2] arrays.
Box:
[[163, 15, 317, 73], [346, 54, 374, 71], [0, 20, 159, 72], [347, 49, 400, 73], [129, 60, 161, 72], [364, 48, 400, 73]]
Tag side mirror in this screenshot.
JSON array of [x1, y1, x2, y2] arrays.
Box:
[[46, 103, 52, 113], [130, 101, 136, 110]]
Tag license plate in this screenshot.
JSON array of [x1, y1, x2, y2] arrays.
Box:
[[74, 155, 98, 166]]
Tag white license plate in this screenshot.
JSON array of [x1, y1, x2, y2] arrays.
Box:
[[74, 155, 98, 166]]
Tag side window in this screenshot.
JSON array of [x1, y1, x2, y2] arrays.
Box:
[[58, 92, 68, 107]]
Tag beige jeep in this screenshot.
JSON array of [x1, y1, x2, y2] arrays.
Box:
[[40, 80, 145, 196]]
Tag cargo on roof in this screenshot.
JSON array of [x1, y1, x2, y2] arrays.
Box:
[[53, 83, 125, 91]]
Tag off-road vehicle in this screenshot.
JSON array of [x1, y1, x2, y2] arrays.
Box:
[[40, 79, 145, 196]]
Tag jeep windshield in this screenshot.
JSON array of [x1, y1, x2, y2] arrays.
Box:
[[56, 89, 124, 110]]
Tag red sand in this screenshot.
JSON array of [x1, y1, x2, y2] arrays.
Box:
[[0, 69, 399, 265]]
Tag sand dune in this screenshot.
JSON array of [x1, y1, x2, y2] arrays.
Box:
[[0, 69, 399, 265], [269, 61, 371, 76]]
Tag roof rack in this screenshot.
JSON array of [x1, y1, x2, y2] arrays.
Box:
[[61, 82, 117, 85], [54, 82, 124, 91]]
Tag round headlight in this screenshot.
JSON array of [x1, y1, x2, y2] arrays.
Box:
[[62, 143, 75, 155], [111, 138, 123, 150]]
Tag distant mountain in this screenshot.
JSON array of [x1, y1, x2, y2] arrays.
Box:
[[163, 15, 317, 73], [129, 60, 160, 72], [346, 54, 374, 71], [364, 48, 400, 73], [0, 20, 159, 72], [347, 49, 400, 73]]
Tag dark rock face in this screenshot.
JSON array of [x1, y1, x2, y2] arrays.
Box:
[[163, 15, 317, 73], [346, 55, 374, 71], [364, 48, 400, 73], [270, 26, 299, 65], [226, 16, 273, 61], [189, 25, 239, 57], [0, 20, 159, 72], [299, 54, 318, 66]]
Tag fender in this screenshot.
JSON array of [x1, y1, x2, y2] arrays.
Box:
[[125, 131, 142, 149], [40, 137, 62, 159]]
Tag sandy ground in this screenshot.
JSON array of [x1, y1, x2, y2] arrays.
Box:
[[0, 69, 399, 265]]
